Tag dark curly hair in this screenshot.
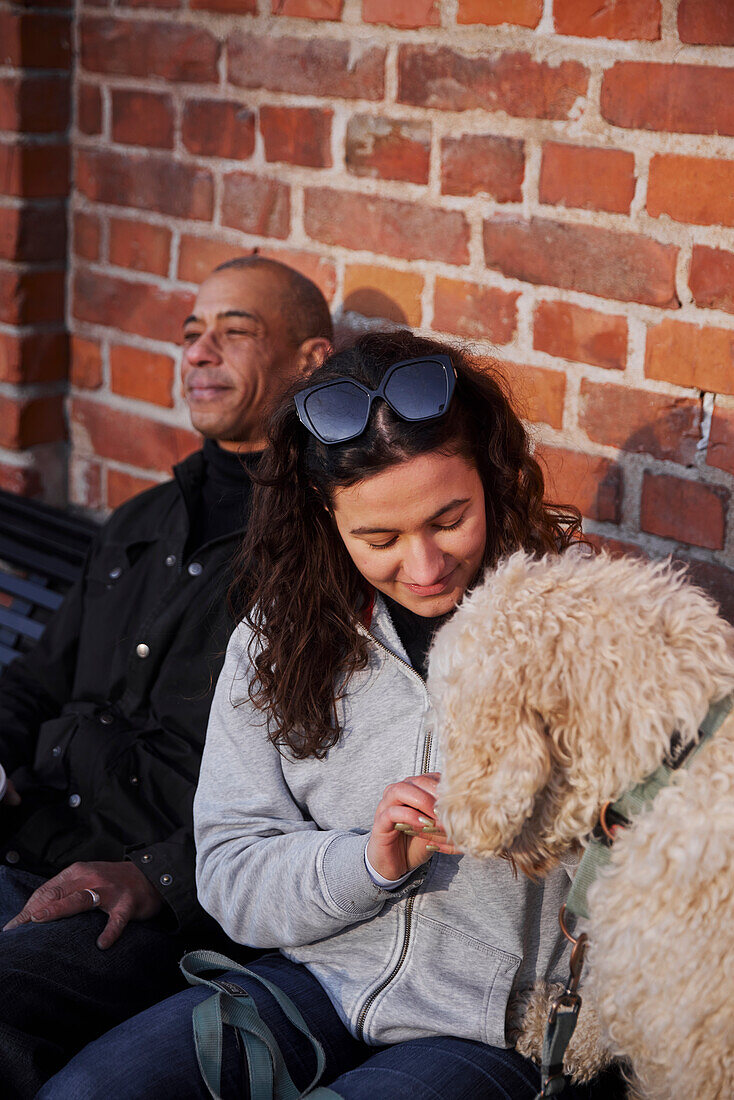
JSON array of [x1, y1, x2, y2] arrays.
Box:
[[231, 330, 581, 759]]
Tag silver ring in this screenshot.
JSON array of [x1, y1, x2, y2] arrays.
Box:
[[83, 888, 101, 908]]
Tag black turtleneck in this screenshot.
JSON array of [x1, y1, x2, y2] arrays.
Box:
[[383, 594, 451, 681], [185, 439, 261, 555]]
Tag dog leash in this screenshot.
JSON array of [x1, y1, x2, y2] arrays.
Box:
[[534, 692, 733, 1099]]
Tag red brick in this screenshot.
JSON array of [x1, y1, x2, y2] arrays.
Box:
[[260, 106, 332, 168], [579, 380, 700, 463], [77, 83, 102, 135], [645, 319, 734, 397], [499, 362, 566, 429], [305, 188, 469, 265], [346, 115, 430, 185], [538, 446, 622, 524], [0, 202, 66, 263], [272, 0, 343, 16], [71, 397, 199, 473], [0, 75, 70, 134], [111, 90, 174, 150], [109, 218, 171, 277], [433, 278, 517, 344], [533, 300, 627, 370], [601, 63, 734, 137], [398, 47, 589, 119], [539, 143, 635, 215], [0, 461, 42, 499], [441, 134, 524, 201], [648, 155, 734, 228], [74, 210, 101, 262], [586, 533, 648, 560], [106, 468, 160, 510], [0, 269, 65, 325], [690, 246, 734, 315], [110, 344, 175, 408], [457, 0, 541, 27], [708, 398, 734, 477], [674, 556, 734, 626], [182, 101, 255, 160], [0, 11, 72, 68], [70, 335, 103, 390], [678, 0, 734, 45], [221, 174, 290, 240], [191, 0, 256, 10], [641, 472, 726, 550], [483, 217, 679, 309], [73, 269, 193, 344], [554, 0, 660, 39], [125, 0, 181, 8], [0, 332, 68, 385], [80, 17, 219, 82], [227, 33, 385, 100], [0, 394, 66, 450], [0, 141, 69, 200], [176, 237, 337, 302], [343, 265, 423, 327], [76, 149, 214, 221], [363, 0, 440, 28]]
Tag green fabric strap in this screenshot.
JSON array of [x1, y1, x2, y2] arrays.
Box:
[[180, 950, 343, 1100]]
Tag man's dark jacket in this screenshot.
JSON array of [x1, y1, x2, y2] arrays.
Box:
[[0, 450, 247, 933]]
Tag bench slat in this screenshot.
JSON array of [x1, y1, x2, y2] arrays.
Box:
[[0, 572, 64, 611], [0, 607, 45, 641]]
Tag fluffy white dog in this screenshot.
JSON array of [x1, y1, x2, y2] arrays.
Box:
[[428, 551, 734, 1100]]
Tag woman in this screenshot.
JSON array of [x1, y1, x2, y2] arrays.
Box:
[[41, 332, 615, 1099]]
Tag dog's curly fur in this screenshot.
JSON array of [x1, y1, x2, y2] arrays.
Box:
[[428, 550, 734, 1100]]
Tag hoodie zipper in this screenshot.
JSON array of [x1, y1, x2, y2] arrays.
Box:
[[354, 625, 433, 1043]]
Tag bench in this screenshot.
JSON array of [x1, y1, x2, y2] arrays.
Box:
[[0, 489, 99, 670]]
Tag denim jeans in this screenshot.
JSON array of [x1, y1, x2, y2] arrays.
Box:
[[39, 952, 625, 1100]]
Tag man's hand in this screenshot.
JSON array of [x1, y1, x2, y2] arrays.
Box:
[[2, 861, 164, 949]]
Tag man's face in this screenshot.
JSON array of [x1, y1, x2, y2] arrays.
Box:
[[181, 267, 303, 452]]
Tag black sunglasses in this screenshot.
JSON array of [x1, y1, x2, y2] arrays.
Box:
[[294, 355, 456, 445]]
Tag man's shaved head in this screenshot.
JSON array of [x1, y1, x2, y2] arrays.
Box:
[[213, 256, 333, 347]]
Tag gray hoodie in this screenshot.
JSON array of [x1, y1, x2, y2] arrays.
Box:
[[194, 596, 573, 1048]]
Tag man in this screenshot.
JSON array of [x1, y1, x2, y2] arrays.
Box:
[[0, 257, 333, 1095]]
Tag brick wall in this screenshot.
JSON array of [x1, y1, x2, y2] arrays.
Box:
[[8, 0, 734, 612]]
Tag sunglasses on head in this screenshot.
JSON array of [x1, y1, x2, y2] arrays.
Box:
[[294, 355, 456, 445]]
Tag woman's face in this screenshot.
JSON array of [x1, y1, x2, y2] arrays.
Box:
[[331, 450, 487, 617]]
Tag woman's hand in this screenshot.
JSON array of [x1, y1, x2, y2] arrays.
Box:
[[366, 772, 460, 882]]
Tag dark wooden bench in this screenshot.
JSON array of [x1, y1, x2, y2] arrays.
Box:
[[0, 489, 99, 670]]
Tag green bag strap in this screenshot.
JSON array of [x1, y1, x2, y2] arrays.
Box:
[[180, 950, 343, 1100]]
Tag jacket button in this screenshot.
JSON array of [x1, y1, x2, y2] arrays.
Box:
[[159, 874, 173, 886], [51, 745, 62, 757], [99, 712, 114, 726], [109, 567, 122, 580], [187, 562, 203, 577], [6, 850, 20, 865], [165, 554, 176, 567], [136, 643, 150, 659], [141, 853, 152, 863], [130, 776, 139, 785], [68, 794, 81, 808]]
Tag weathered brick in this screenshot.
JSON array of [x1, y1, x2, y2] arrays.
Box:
[[457, 0, 541, 27], [70, 335, 103, 390], [678, 0, 734, 45], [110, 344, 175, 408], [690, 246, 734, 315], [538, 445, 622, 523], [111, 90, 174, 150], [579, 380, 700, 463], [305, 188, 469, 264], [346, 115, 430, 185], [363, 0, 440, 28], [77, 83, 102, 136], [343, 264, 423, 327], [109, 218, 171, 277], [601, 63, 734, 137], [272, 0, 343, 16], [227, 33, 385, 100], [483, 216, 679, 308], [499, 362, 566, 430], [0, 394, 66, 450], [398, 46, 589, 119], [674, 556, 734, 626], [533, 300, 627, 371], [433, 277, 517, 344], [177, 236, 337, 301], [441, 134, 524, 201], [641, 472, 726, 550], [0, 11, 72, 69], [221, 174, 290, 240], [0, 202, 66, 263], [554, 0, 660, 39], [708, 397, 734, 477], [645, 319, 734, 397], [71, 397, 199, 473], [261, 106, 332, 168], [539, 143, 635, 215], [191, 0, 256, 11], [106, 467, 160, 510], [74, 210, 101, 262], [648, 155, 734, 228], [80, 17, 220, 82], [0, 141, 69, 200], [0, 461, 42, 499], [0, 75, 70, 134], [182, 101, 256, 161], [0, 332, 68, 385], [69, 456, 103, 512], [76, 149, 214, 221], [73, 269, 193, 344], [0, 268, 65, 325], [125, 0, 181, 8]]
